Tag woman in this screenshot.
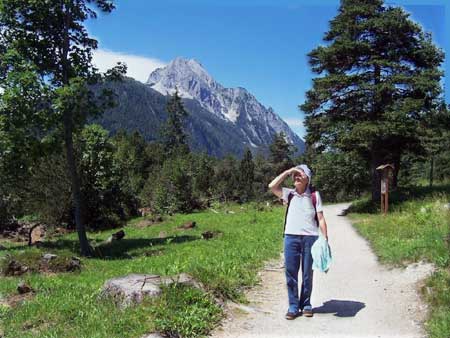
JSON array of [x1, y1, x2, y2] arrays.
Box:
[[268, 164, 329, 319]]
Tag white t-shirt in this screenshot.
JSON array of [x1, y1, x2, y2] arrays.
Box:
[[282, 187, 323, 236]]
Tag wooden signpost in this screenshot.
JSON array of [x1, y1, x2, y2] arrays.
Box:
[[376, 164, 394, 215]]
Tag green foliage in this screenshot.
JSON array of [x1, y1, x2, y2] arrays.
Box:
[[0, 203, 284, 338], [0, 0, 126, 255], [301, 0, 445, 200], [238, 148, 255, 202], [150, 284, 222, 338], [21, 124, 144, 229], [310, 151, 370, 202], [253, 152, 275, 201], [76, 124, 129, 229], [269, 132, 294, 174], [351, 197, 449, 267], [349, 186, 450, 338], [191, 152, 215, 201], [422, 270, 450, 338], [153, 156, 196, 215], [0, 250, 79, 275], [23, 151, 72, 227], [161, 90, 190, 156], [112, 130, 150, 190], [212, 155, 240, 202]]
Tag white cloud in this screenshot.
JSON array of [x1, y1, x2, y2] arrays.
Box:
[[284, 117, 306, 138], [92, 49, 166, 83], [283, 117, 305, 128]]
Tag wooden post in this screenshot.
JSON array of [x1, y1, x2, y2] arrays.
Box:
[[385, 173, 389, 214], [376, 164, 394, 215]]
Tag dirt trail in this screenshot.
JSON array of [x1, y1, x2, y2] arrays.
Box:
[[210, 203, 435, 338]]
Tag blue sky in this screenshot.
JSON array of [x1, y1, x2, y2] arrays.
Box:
[[87, 0, 448, 139]]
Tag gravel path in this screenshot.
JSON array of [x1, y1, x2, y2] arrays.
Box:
[[210, 203, 435, 338]]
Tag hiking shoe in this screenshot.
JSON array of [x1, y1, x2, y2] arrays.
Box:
[[285, 311, 299, 320], [302, 308, 313, 317]]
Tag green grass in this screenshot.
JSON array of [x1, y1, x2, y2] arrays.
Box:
[[349, 186, 450, 338], [0, 202, 285, 338]]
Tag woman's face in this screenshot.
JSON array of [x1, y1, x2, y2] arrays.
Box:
[[292, 169, 309, 190]]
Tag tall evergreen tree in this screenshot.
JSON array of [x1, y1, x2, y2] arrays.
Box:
[[161, 90, 190, 156], [0, 0, 124, 255], [300, 0, 444, 201], [214, 155, 239, 202], [418, 102, 450, 187], [238, 148, 255, 202], [269, 132, 295, 174]]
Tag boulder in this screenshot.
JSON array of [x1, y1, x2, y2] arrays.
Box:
[[17, 281, 33, 294], [66, 257, 81, 272], [29, 224, 46, 245], [111, 230, 125, 241], [178, 221, 196, 230], [5, 260, 28, 276], [201, 231, 223, 240], [102, 230, 126, 245], [101, 273, 205, 307], [141, 333, 165, 338], [42, 253, 57, 261]]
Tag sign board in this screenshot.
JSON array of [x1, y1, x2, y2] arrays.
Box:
[[376, 164, 394, 215]]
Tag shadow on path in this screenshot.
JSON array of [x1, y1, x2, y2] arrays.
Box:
[[313, 299, 366, 317]]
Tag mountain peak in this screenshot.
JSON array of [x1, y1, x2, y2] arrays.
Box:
[[144, 58, 303, 152], [146, 56, 219, 101], [170, 57, 203, 68]]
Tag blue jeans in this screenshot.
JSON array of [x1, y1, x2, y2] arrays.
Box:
[[284, 234, 318, 313]]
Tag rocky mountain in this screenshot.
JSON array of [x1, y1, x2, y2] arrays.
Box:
[[91, 78, 255, 157], [92, 57, 304, 158], [147, 57, 304, 153]]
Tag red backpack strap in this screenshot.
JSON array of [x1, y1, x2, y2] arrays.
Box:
[[283, 192, 294, 236], [311, 190, 319, 227]]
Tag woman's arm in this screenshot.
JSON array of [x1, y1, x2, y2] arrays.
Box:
[[317, 211, 328, 241], [268, 168, 295, 198]]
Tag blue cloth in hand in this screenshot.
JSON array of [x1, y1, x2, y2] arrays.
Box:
[[311, 233, 332, 273]]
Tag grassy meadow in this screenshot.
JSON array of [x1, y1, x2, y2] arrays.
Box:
[[0, 203, 285, 338], [1, 186, 449, 338], [349, 185, 450, 338]]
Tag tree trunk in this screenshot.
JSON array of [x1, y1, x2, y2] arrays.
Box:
[[371, 65, 382, 203], [371, 151, 381, 203], [392, 153, 401, 189], [61, 2, 91, 257], [429, 156, 434, 187], [63, 114, 92, 256]]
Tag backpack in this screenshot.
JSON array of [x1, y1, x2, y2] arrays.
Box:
[[283, 188, 319, 237]]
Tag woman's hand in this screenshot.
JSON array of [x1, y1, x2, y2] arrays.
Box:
[[286, 167, 303, 177]]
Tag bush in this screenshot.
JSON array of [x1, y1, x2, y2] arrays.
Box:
[[152, 156, 196, 215], [310, 151, 370, 202]]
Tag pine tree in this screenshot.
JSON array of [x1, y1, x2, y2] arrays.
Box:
[[269, 132, 294, 175], [300, 0, 444, 201], [238, 148, 255, 202], [161, 90, 190, 157]]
